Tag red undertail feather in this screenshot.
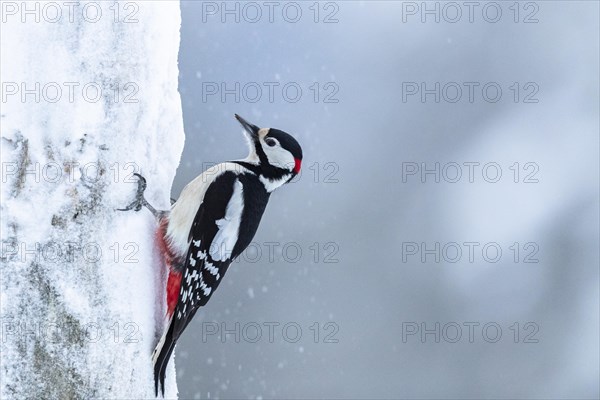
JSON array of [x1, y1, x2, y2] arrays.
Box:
[[156, 218, 183, 318], [166, 270, 182, 317]]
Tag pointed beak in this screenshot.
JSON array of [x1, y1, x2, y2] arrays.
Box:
[[235, 114, 259, 139]]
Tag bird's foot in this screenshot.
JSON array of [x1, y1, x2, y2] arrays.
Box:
[[117, 173, 169, 222], [117, 173, 152, 213]]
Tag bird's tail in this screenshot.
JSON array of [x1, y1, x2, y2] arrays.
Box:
[[152, 319, 177, 397]]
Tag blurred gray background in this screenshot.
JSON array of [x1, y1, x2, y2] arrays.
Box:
[[173, 1, 599, 398]]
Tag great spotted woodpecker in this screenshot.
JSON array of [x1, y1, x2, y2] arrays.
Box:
[[119, 115, 303, 396]]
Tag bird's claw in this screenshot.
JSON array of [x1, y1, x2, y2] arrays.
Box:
[[117, 173, 148, 212], [116, 201, 143, 212], [133, 173, 147, 193]]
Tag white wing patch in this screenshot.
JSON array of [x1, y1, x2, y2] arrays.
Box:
[[166, 162, 252, 257], [210, 179, 244, 262]]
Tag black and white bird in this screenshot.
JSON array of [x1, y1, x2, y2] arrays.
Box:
[[119, 114, 303, 396]]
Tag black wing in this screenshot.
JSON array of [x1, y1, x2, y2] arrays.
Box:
[[154, 171, 240, 396]]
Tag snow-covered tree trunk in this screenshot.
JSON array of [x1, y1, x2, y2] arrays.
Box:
[[1, 1, 184, 397]]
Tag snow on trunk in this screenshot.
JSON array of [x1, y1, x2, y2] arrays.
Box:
[[1, 1, 184, 398]]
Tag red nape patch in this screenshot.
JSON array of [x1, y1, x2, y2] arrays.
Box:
[[294, 158, 302, 174], [166, 270, 182, 318]]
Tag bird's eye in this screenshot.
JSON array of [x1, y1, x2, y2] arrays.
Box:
[[265, 138, 277, 147]]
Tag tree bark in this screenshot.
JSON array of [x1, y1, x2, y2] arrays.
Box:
[[1, 1, 184, 397]]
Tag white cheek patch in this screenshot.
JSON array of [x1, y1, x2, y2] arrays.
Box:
[[262, 143, 295, 171]]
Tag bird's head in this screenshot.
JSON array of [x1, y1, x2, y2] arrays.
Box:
[[235, 114, 303, 189]]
